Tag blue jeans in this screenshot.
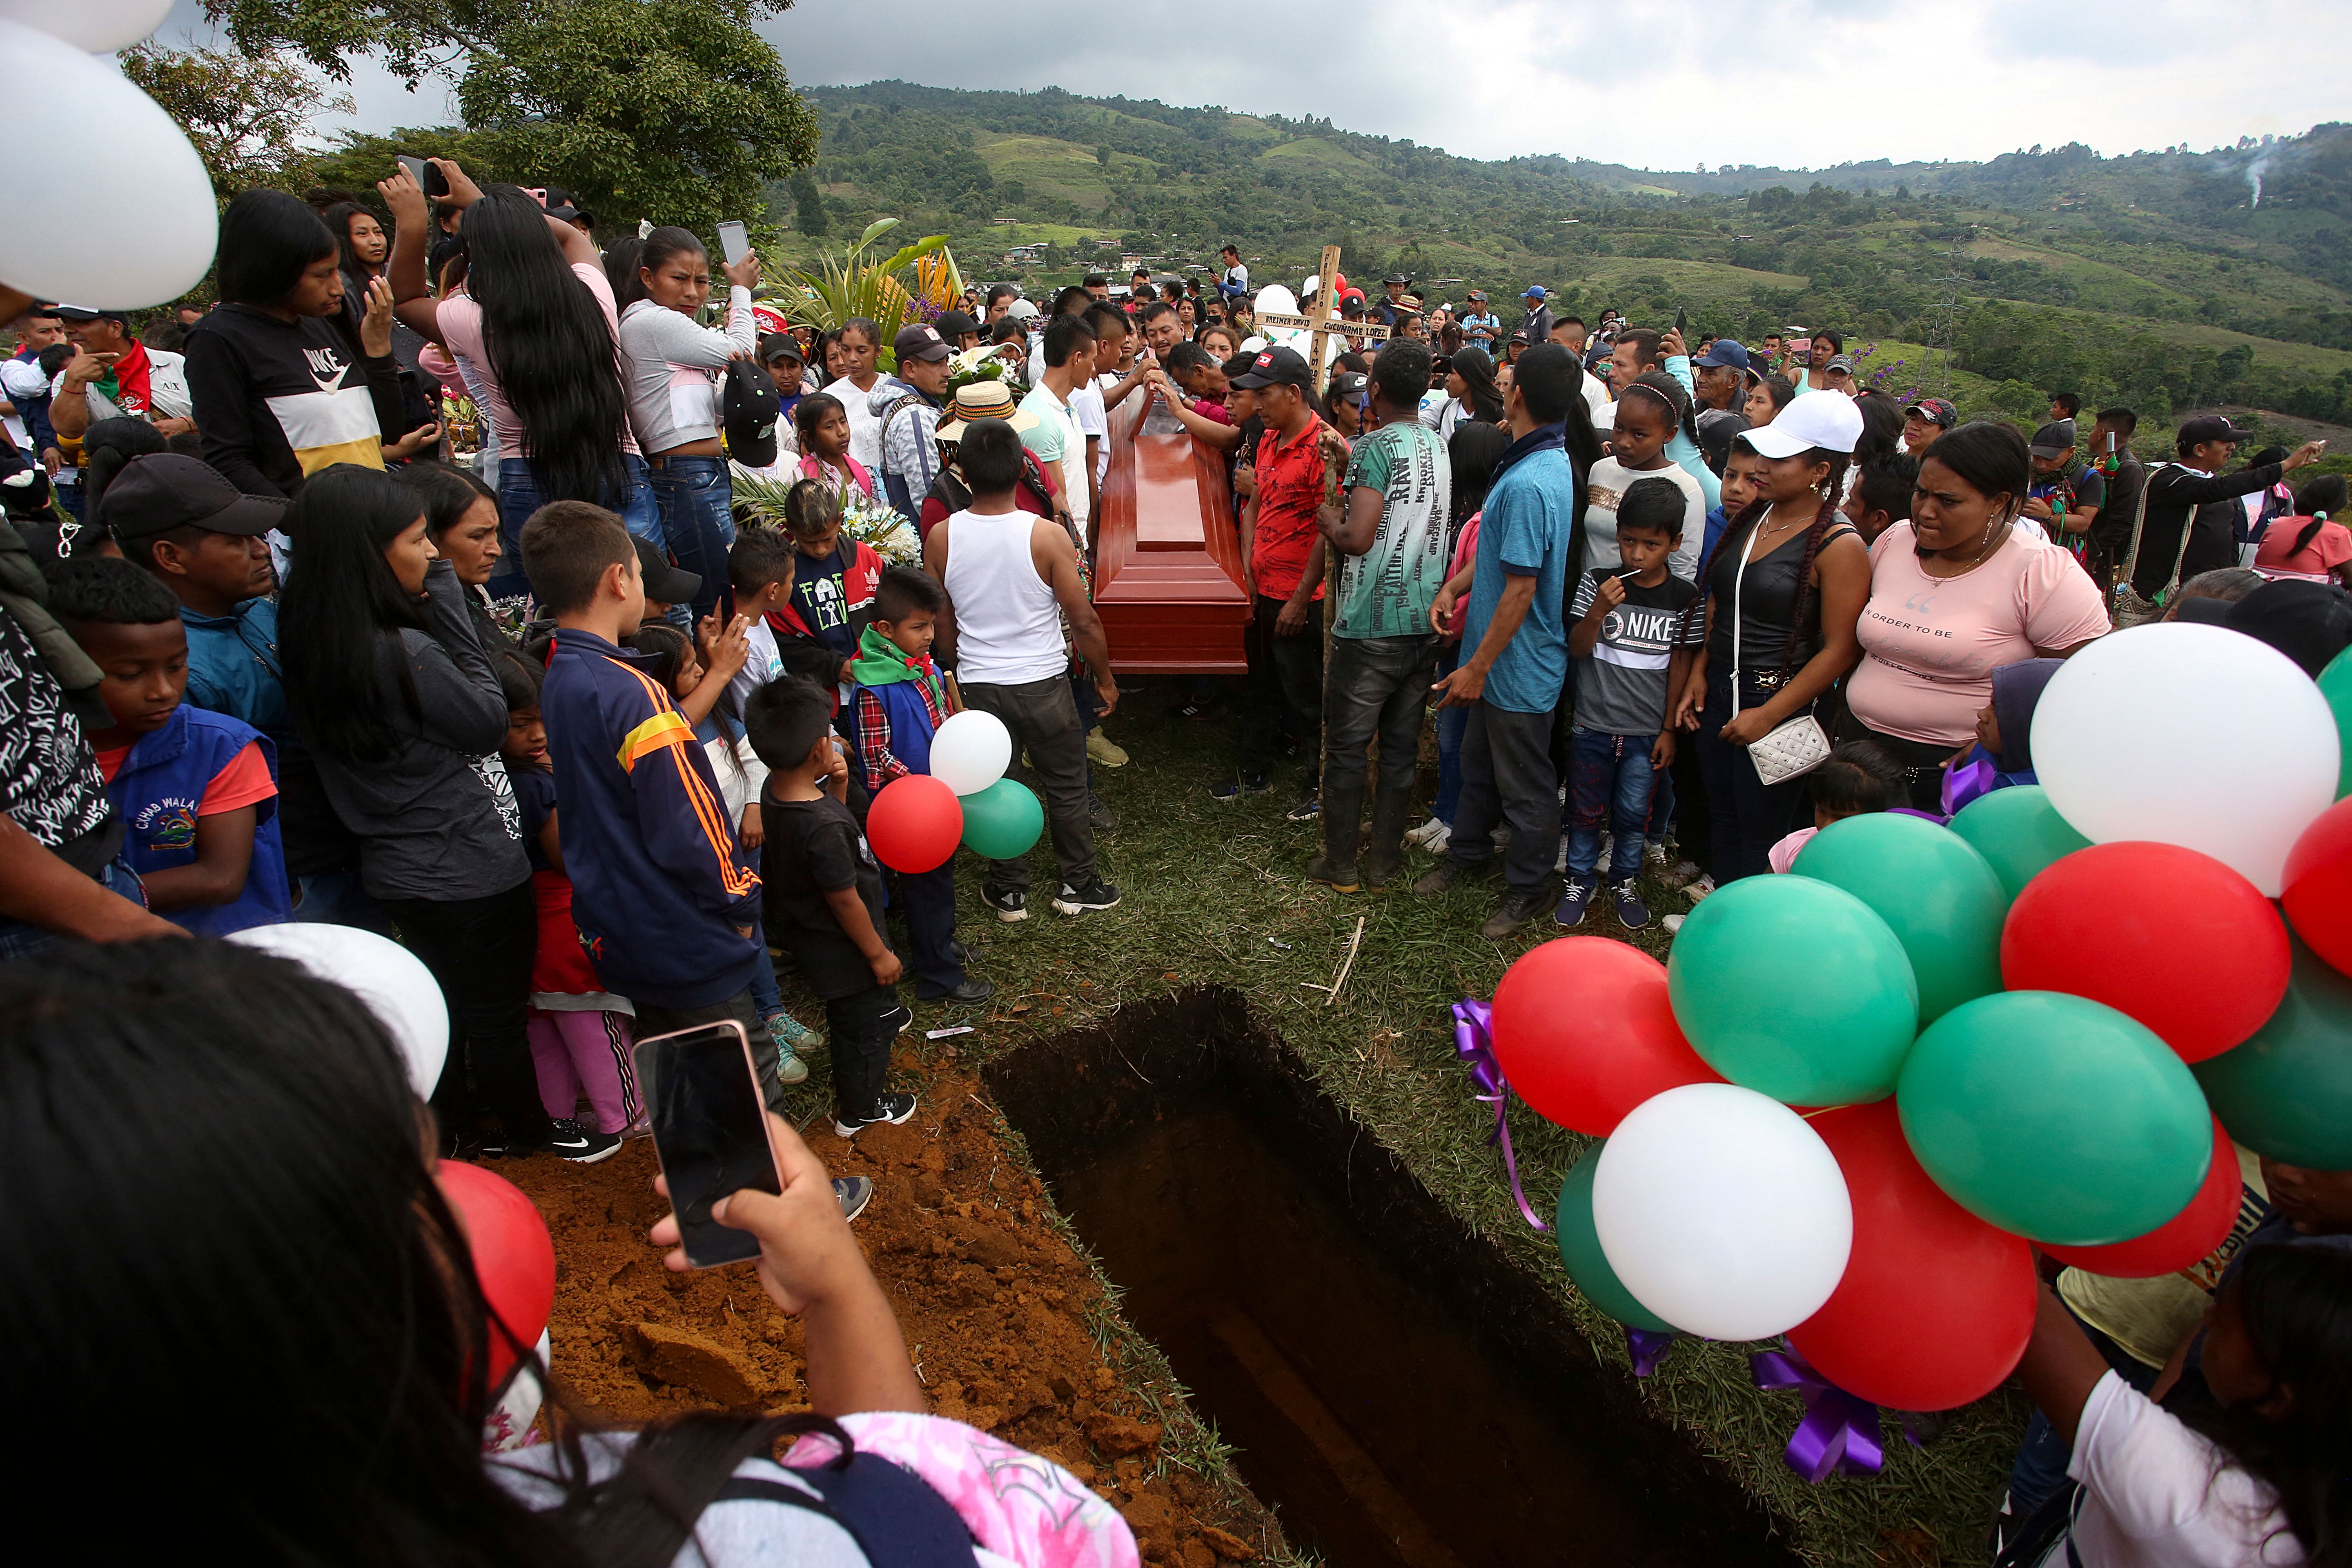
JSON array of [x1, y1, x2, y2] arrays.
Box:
[[1433, 641, 1469, 822], [489, 453, 660, 600], [746, 916, 788, 1022], [0, 855, 143, 962], [1566, 727, 1657, 881], [649, 454, 736, 622]]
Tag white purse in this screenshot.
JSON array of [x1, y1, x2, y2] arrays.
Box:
[[1731, 518, 1832, 787]]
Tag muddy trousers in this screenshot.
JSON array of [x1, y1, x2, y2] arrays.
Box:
[[1320, 631, 1435, 869]]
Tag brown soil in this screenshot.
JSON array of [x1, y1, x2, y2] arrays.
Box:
[[504, 1069, 1271, 1568]]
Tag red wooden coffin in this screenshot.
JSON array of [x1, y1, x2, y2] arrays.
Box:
[[1092, 392, 1250, 673]]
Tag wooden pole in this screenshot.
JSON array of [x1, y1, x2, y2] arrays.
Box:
[[1312, 244, 1342, 396]]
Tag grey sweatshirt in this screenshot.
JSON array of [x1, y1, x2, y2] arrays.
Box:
[[618, 287, 757, 453], [312, 558, 528, 901]]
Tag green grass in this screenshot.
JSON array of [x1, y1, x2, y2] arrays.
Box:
[[770, 695, 2023, 1568]]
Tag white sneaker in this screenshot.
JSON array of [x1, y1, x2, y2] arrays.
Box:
[[1404, 816, 1446, 848], [1684, 875, 1717, 906], [1646, 842, 1669, 867], [1421, 820, 1452, 855], [1661, 913, 1686, 934]]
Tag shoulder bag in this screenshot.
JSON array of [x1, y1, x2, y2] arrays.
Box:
[[2112, 464, 2188, 629], [1732, 517, 1832, 787]]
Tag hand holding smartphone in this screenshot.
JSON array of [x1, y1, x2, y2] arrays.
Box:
[[635, 1020, 783, 1267], [717, 220, 753, 267]]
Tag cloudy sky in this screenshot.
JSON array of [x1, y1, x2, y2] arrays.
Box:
[[159, 0, 2349, 172]]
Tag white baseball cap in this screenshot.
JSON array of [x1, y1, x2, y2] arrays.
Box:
[[1745, 389, 1863, 459]]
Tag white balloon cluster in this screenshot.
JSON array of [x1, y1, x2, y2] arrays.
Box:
[[0, 7, 220, 308]]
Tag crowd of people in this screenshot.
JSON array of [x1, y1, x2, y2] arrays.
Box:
[[2, 169, 2350, 1568]]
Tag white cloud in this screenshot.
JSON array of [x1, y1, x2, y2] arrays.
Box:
[[155, 0, 2352, 174]]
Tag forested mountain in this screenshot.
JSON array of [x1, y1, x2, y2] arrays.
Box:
[[785, 83, 2352, 430]]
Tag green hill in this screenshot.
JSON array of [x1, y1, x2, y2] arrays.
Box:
[[781, 83, 2352, 437]]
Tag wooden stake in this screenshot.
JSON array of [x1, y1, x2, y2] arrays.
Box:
[[1313, 244, 1342, 395], [1325, 915, 1365, 1008]]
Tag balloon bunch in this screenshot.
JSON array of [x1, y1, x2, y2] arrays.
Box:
[[866, 710, 1044, 872], [1486, 623, 2352, 1474], [0, 2, 218, 306]]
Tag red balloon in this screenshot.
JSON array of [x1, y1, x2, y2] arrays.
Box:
[[2283, 797, 2352, 980], [438, 1160, 557, 1388], [2040, 1118, 2243, 1278], [866, 775, 964, 873], [1788, 1103, 2036, 1411], [1490, 937, 1722, 1136], [2002, 842, 2290, 1063]]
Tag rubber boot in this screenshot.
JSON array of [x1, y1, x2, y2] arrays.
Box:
[[1307, 771, 1366, 891], [1359, 786, 1414, 887]]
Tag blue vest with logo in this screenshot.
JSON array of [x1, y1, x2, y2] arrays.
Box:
[[848, 679, 936, 795], [108, 704, 290, 935]]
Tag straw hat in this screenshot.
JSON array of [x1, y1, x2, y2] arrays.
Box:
[[935, 380, 1039, 442]]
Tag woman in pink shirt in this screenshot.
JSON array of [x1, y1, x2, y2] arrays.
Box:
[[1843, 422, 2109, 809], [382, 159, 653, 602]]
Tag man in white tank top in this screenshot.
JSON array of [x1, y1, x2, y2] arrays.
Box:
[[922, 419, 1123, 922]]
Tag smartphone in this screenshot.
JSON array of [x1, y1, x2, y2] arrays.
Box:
[[717, 220, 753, 267], [634, 1020, 784, 1268], [398, 154, 428, 189], [1672, 305, 1688, 335]]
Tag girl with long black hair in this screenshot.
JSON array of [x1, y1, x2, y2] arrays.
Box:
[[617, 225, 762, 622], [325, 196, 434, 415], [278, 463, 586, 1159], [1669, 394, 1868, 887], [0, 938, 1136, 1565], [381, 160, 653, 600], [1428, 345, 1504, 441], [184, 189, 424, 501]]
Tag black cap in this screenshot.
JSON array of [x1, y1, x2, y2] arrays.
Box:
[[633, 537, 702, 606], [1227, 346, 1313, 390], [1330, 371, 1369, 402], [757, 331, 804, 368], [933, 310, 979, 341], [98, 454, 288, 542], [2029, 420, 2078, 459], [2225, 580, 2352, 677], [53, 304, 128, 325], [722, 358, 782, 468], [2178, 414, 2251, 447], [1384, 272, 1411, 286], [891, 323, 952, 365]]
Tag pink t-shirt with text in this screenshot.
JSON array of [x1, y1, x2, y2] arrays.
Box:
[[1845, 522, 2109, 747], [437, 261, 639, 462]]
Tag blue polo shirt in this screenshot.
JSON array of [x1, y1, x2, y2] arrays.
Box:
[[1464, 426, 1580, 714]]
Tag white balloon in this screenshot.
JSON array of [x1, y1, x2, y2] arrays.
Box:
[[0, 20, 218, 306], [229, 924, 450, 1099], [1593, 1083, 1853, 1341], [930, 708, 1013, 796], [0, 0, 173, 54], [1253, 284, 1308, 356], [2032, 622, 2338, 896]]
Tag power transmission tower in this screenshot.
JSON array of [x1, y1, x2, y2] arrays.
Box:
[[1928, 246, 1969, 399]]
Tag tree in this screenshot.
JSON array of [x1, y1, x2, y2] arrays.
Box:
[[790, 170, 830, 236], [203, 0, 818, 232], [120, 42, 354, 197]]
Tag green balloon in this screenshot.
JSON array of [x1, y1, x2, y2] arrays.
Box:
[[1666, 873, 1919, 1106], [1794, 812, 2009, 1022], [1948, 786, 2094, 904], [2195, 935, 2352, 1169], [1898, 991, 2211, 1245], [958, 778, 1043, 860], [2321, 644, 2352, 799], [1555, 1144, 1673, 1333]]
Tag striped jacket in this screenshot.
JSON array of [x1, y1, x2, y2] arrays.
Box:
[[542, 627, 763, 1009]]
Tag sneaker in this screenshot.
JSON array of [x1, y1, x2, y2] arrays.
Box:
[[1646, 842, 1670, 868], [1085, 730, 1130, 768], [1684, 874, 1717, 906], [1417, 819, 1452, 856], [981, 886, 1029, 922], [833, 1176, 874, 1223], [1412, 859, 1467, 898], [1672, 860, 1705, 884], [773, 1047, 809, 1085], [919, 975, 995, 1004], [1212, 774, 1270, 801], [1661, 912, 1686, 934], [1403, 815, 1448, 848], [1611, 877, 1652, 931], [1050, 878, 1123, 915], [1285, 790, 1321, 822], [1088, 791, 1119, 833], [1481, 882, 1557, 941], [1304, 853, 1359, 893], [1169, 699, 1218, 722], [547, 1117, 624, 1164], [947, 939, 971, 965], [1555, 876, 1595, 927], [835, 1091, 920, 1139]]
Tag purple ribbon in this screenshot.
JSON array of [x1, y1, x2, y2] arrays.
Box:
[[1451, 998, 1548, 1232], [1940, 752, 1999, 817], [1626, 1327, 1676, 1377], [1750, 1348, 1887, 1483]]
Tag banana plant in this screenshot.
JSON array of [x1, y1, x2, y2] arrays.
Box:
[[757, 218, 965, 364]]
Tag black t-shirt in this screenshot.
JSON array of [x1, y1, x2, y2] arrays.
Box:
[[792, 543, 858, 655], [759, 789, 888, 999], [1706, 521, 1855, 673]]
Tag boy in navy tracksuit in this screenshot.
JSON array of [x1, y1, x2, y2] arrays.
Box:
[[845, 567, 987, 1004], [519, 501, 780, 1098], [48, 556, 287, 935]]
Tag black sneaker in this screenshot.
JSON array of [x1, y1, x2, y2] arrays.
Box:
[[1211, 774, 1270, 801], [1481, 882, 1558, 941], [947, 939, 971, 965], [1285, 790, 1321, 822], [1088, 791, 1119, 833], [1051, 878, 1123, 915], [1611, 877, 1652, 931], [547, 1117, 623, 1164], [835, 1091, 920, 1139], [833, 1176, 874, 1222], [981, 886, 1028, 922], [919, 975, 996, 1004]]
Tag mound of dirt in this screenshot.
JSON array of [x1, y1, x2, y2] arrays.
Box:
[[506, 1072, 1267, 1568]]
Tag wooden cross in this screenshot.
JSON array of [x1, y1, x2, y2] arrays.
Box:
[[1251, 245, 1387, 393]]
